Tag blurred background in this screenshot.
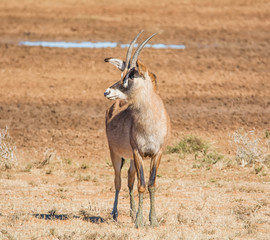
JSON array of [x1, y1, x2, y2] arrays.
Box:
[[0, 0, 269, 159]]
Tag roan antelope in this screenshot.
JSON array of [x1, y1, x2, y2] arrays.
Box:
[[104, 31, 170, 227]]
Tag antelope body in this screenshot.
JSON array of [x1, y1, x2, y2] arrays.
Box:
[[104, 31, 170, 227]]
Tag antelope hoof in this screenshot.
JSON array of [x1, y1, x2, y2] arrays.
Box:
[[149, 212, 159, 227], [135, 212, 144, 228], [111, 211, 118, 221], [149, 217, 159, 227]]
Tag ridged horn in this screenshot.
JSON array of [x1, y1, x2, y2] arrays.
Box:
[[130, 32, 158, 69], [125, 30, 144, 70]]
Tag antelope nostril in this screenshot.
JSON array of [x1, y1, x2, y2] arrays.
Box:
[[104, 89, 111, 97]]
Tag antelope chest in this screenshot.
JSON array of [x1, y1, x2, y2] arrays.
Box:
[[132, 125, 167, 157]]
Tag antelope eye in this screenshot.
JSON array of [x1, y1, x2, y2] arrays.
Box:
[[128, 69, 139, 79], [129, 73, 134, 79]]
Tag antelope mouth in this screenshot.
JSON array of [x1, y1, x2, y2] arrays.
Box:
[[106, 95, 118, 100]]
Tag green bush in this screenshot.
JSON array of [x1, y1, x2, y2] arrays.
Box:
[[167, 135, 210, 155], [167, 135, 224, 169]]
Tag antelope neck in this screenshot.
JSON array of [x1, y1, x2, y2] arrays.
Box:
[[131, 90, 161, 125]]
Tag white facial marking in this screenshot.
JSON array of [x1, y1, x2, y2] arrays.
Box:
[[104, 87, 127, 100], [123, 71, 131, 88], [123, 79, 128, 88]]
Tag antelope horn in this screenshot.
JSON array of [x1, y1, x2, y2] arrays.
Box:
[[125, 30, 144, 70], [130, 32, 158, 69]]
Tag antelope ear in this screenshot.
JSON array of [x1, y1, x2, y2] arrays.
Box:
[[104, 58, 126, 71]]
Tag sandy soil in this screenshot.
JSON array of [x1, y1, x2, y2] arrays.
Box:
[[0, 0, 269, 239]]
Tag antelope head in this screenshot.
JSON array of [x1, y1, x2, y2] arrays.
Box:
[[104, 31, 158, 101]]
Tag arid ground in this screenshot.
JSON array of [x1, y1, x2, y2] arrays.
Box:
[[0, 0, 269, 239]]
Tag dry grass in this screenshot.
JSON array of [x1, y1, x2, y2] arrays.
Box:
[[1, 135, 270, 239], [0, 127, 17, 170], [230, 129, 270, 167], [230, 129, 270, 177]]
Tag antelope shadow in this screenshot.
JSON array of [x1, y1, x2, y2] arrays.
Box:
[[33, 211, 105, 223]]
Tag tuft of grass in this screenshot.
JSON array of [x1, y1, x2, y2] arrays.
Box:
[[167, 135, 210, 156], [77, 174, 91, 182], [37, 148, 55, 169], [197, 150, 224, 169], [46, 169, 52, 175], [167, 135, 224, 169], [0, 229, 15, 240], [106, 160, 112, 167], [6, 173, 13, 179], [23, 164, 32, 172], [49, 228, 56, 237], [63, 158, 72, 165], [85, 232, 129, 240], [265, 130, 270, 139], [92, 176, 98, 183], [177, 213, 188, 225], [28, 181, 38, 187], [0, 126, 17, 170], [232, 203, 262, 222], [81, 163, 89, 169]]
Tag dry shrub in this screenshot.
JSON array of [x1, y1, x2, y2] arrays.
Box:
[[230, 129, 270, 171], [0, 126, 17, 169]]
